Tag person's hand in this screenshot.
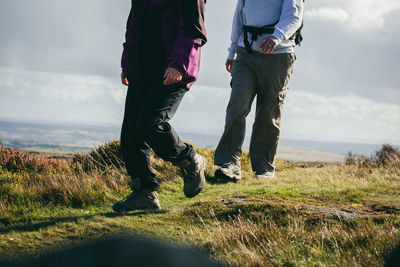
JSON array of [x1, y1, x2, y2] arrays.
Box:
[[121, 72, 129, 86], [163, 67, 183, 86], [258, 36, 280, 54], [226, 59, 234, 73]]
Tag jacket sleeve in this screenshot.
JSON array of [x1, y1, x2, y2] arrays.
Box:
[[227, 0, 244, 60], [121, 8, 134, 75], [273, 0, 304, 43], [167, 0, 207, 83]]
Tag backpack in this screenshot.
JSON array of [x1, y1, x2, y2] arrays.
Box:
[[242, 0, 304, 46]]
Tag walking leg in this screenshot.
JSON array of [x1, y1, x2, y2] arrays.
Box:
[[214, 49, 258, 166], [250, 53, 295, 173]]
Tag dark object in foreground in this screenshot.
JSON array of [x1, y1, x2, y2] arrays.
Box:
[[385, 244, 400, 267], [1, 237, 223, 267]]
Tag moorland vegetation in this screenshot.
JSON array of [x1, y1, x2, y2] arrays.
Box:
[[0, 142, 399, 266]]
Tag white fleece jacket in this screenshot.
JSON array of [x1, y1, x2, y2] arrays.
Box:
[[228, 0, 304, 60]]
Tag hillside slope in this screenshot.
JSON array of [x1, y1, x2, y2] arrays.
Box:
[[277, 145, 345, 162], [0, 145, 399, 266]]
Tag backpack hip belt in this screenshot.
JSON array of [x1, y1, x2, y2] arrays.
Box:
[[243, 24, 276, 53]]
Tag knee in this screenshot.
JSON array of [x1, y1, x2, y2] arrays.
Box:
[[227, 99, 251, 119], [253, 110, 281, 132], [136, 118, 170, 136], [227, 98, 249, 112]]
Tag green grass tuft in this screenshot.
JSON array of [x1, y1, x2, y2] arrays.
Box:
[[0, 142, 399, 266]]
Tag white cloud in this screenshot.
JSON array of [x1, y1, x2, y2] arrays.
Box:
[[111, 89, 126, 104], [286, 90, 400, 122], [283, 90, 400, 143], [191, 85, 230, 98], [184, 85, 230, 104], [0, 66, 126, 125], [306, 0, 400, 29], [1, 0, 399, 145], [306, 7, 349, 24], [0, 67, 123, 103], [347, 0, 400, 28]]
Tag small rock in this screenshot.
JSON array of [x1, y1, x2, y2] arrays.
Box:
[[216, 198, 245, 206], [306, 205, 365, 220]]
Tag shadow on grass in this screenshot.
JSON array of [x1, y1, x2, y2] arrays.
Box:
[[205, 174, 238, 185], [0, 209, 168, 235], [0, 236, 225, 267]]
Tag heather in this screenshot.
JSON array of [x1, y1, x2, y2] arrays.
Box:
[[0, 142, 399, 266]]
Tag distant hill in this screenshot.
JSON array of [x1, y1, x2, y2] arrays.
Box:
[[0, 120, 118, 153], [178, 132, 381, 157], [0, 119, 384, 161], [277, 145, 345, 162]]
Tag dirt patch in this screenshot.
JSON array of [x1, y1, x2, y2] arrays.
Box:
[[306, 205, 366, 220], [215, 198, 366, 220], [214, 198, 400, 221]]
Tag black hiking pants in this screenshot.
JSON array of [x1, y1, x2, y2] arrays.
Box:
[[120, 79, 195, 192]]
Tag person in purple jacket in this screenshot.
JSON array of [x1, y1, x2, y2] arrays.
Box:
[[113, 0, 207, 212]]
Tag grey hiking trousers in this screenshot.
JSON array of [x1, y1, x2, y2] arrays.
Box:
[[214, 47, 296, 172]]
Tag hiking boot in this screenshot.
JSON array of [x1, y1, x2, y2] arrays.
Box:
[[255, 171, 275, 179], [112, 190, 161, 212], [177, 154, 207, 198], [215, 163, 241, 181]]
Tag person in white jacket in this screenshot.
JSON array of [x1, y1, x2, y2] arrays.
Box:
[[214, 0, 304, 180]]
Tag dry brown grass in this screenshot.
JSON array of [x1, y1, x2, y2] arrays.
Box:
[[0, 167, 129, 209], [195, 208, 400, 267], [1, 142, 399, 266]]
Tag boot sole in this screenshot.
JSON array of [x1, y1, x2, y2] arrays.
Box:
[[214, 168, 241, 182]]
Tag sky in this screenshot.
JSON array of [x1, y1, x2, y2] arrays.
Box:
[[0, 0, 399, 145]]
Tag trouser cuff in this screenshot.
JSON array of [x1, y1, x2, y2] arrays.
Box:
[[130, 177, 160, 192], [170, 143, 196, 167]]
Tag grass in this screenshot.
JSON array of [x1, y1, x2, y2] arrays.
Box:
[[0, 143, 399, 266]]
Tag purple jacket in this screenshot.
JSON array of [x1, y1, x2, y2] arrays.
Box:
[[121, 0, 207, 89]]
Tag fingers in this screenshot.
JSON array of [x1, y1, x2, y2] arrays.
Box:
[[163, 68, 182, 86], [261, 41, 276, 54], [265, 43, 274, 54], [258, 38, 268, 49], [163, 69, 173, 85], [259, 38, 270, 53], [163, 71, 176, 86], [163, 68, 171, 78], [121, 73, 129, 86], [226, 64, 231, 73], [226, 60, 233, 73], [164, 77, 182, 85], [163, 78, 172, 86], [259, 37, 278, 54], [163, 68, 170, 81]]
